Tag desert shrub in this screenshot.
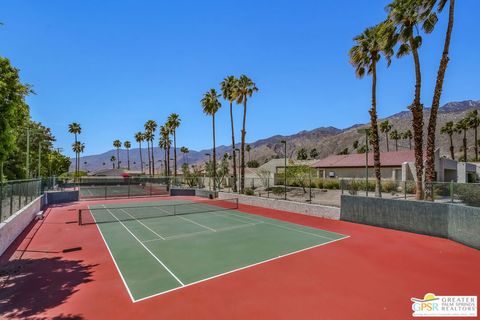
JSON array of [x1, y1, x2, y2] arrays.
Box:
[[270, 186, 285, 195], [323, 179, 340, 190], [405, 182, 416, 194], [381, 181, 397, 193], [244, 188, 255, 196], [454, 184, 480, 207]]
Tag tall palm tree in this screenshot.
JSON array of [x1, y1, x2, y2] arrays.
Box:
[[425, 0, 456, 184], [144, 130, 153, 175], [380, 120, 393, 151], [221, 75, 239, 192], [180, 146, 189, 164], [349, 21, 395, 197], [390, 129, 401, 151], [235, 75, 258, 193], [468, 110, 479, 161], [160, 125, 171, 176], [110, 155, 116, 169], [440, 121, 455, 159], [134, 132, 144, 173], [68, 122, 81, 178], [124, 140, 131, 170], [201, 89, 221, 191], [113, 140, 121, 169], [456, 118, 469, 162], [144, 120, 157, 175], [246, 144, 252, 162], [167, 113, 181, 177], [388, 0, 427, 200], [403, 129, 413, 150]]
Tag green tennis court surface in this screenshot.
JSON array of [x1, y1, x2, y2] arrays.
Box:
[[85, 199, 348, 302]]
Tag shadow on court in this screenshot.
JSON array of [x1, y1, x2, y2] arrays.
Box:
[[0, 257, 96, 319]]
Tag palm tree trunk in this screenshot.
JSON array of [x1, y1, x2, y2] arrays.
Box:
[[173, 132, 177, 177], [229, 102, 237, 192], [409, 138, 412, 150], [463, 131, 467, 162], [167, 147, 170, 176], [240, 98, 248, 193], [116, 148, 120, 169], [449, 134, 455, 160], [151, 145, 155, 176], [370, 61, 382, 197], [426, 0, 455, 186], [74, 133, 78, 181], [212, 114, 216, 192], [147, 141, 151, 175], [139, 142, 143, 173], [386, 133, 389, 152], [395, 139, 398, 151], [410, 40, 424, 200]]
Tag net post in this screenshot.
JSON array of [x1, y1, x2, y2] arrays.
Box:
[[78, 209, 82, 225]]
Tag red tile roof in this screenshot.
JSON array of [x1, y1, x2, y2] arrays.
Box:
[[311, 150, 415, 168]]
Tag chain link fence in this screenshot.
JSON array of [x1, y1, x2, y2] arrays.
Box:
[[0, 179, 43, 223]]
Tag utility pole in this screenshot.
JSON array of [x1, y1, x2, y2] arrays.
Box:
[[26, 128, 30, 178]]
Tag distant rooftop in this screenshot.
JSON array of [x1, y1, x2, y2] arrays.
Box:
[[311, 150, 415, 168]]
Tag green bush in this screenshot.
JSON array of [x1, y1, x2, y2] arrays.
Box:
[[323, 179, 340, 190], [244, 188, 255, 196], [270, 186, 285, 195], [381, 181, 397, 193], [455, 184, 480, 207]]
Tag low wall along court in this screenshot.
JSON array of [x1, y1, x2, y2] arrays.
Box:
[[340, 195, 480, 249]]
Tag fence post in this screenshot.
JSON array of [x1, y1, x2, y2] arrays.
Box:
[[341, 179, 344, 195], [309, 171, 312, 203], [404, 181, 407, 199], [267, 178, 270, 198], [0, 182, 3, 222], [450, 181, 454, 203]]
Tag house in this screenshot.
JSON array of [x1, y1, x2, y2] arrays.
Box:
[[310, 149, 478, 183]]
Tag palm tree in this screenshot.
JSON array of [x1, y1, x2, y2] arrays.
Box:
[[440, 121, 455, 159], [124, 141, 131, 170], [134, 132, 144, 173], [456, 118, 469, 162], [160, 125, 171, 176], [425, 0, 456, 184], [144, 120, 157, 175], [390, 130, 401, 151], [68, 122, 81, 178], [349, 21, 395, 197], [388, 0, 427, 200], [235, 75, 258, 193], [403, 129, 413, 150], [113, 140, 121, 169], [71, 141, 84, 176], [180, 146, 189, 164], [110, 155, 116, 169], [246, 144, 252, 162], [144, 130, 153, 175], [221, 75, 239, 193], [468, 110, 479, 161], [167, 113, 181, 176], [201, 89, 221, 191], [380, 120, 393, 151]]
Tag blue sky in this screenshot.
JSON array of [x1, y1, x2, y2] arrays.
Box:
[[1, 0, 479, 157]]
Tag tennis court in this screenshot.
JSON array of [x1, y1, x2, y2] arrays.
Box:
[[80, 198, 348, 302]]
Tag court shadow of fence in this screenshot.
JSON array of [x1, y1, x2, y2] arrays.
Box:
[[0, 257, 97, 319]]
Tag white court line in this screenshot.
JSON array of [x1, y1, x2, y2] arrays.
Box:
[[142, 221, 263, 243], [178, 216, 217, 232], [102, 205, 185, 286], [133, 235, 350, 303], [225, 211, 339, 241], [89, 206, 136, 303], [119, 208, 165, 240]]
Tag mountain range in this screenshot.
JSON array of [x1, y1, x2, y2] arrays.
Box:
[[73, 100, 480, 173]]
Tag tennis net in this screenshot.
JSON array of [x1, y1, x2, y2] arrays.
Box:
[[78, 198, 239, 225]]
